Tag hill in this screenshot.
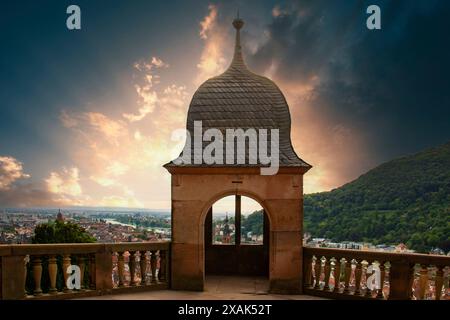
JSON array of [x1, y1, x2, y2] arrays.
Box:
[[304, 141, 450, 253]]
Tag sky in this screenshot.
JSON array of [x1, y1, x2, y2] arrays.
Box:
[[0, 0, 449, 210]]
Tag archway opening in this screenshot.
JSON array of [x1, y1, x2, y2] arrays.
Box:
[[204, 195, 269, 277]]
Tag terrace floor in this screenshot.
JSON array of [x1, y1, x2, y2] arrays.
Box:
[[79, 276, 325, 300]]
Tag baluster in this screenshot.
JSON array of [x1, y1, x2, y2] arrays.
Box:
[[323, 257, 331, 291], [24, 255, 29, 296], [411, 266, 419, 299], [32, 257, 43, 296], [382, 262, 391, 299], [118, 252, 125, 287], [354, 260, 362, 296], [349, 259, 357, 293], [377, 262, 385, 299], [150, 250, 158, 284], [333, 257, 341, 293], [140, 251, 148, 285], [359, 260, 368, 296], [111, 252, 118, 287], [427, 267, 436, 300], [78, 256, 86, 290], [418, 264, 428, 300], [89, 254, 96, 290], [156, 251, 161, 280], [303, 255, 313, 288], [159, 250, 167, 282], [48, 255, 58, 294], [442, 267, 449, 300], [313, 256, 321, 289], [328, 257, 336, 291], [434, 266, 444, 300], [363, 261, 373, 298], [339, 258, 346, 293], [129, 251, 137, 286], [63, 254, 72, 293], [312, 256, 319, 289], [342, 258, 351, 294], [319, 256, 326, 289]]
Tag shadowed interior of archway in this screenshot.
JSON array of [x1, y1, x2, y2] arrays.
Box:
[[205, 195, 270, 276]]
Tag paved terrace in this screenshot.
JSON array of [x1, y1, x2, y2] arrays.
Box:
[[79, 276, 325, 300]]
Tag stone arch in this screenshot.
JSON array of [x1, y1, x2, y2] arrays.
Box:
[[198, 188, 274, 230], [199, 189, 273, 278]]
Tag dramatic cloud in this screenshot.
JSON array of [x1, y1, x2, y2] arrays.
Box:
[[0, 183, 66, 208], [123, 57, 170, 122], [87, 112, 128, 144], [244, 0, 450, 192], [0, 157, 83, 207], [0, 156, 30, 190], [46, 167, 82, 197], [3, 1, 449, 208], [195, 4, 230, 85], [57, 54, 190, 208]]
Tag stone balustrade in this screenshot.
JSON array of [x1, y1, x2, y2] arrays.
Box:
[[0, 242, 170, 299], [2, 243, 449, 300], [303, 247, 450, 300]]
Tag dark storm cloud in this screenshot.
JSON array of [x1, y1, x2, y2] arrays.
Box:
[[248, 0, 450, 163], [0, 183, 62, 208]]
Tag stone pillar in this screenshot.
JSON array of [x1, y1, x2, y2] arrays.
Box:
[[94, 248, 113, 292], [1, 255, 27, 299], [388, 260, 414, 300], [265, 198, 303, 294], [171, 197, 204, 291]]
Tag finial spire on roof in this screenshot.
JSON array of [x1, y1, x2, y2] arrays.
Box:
[[230, 14, 246, 70]]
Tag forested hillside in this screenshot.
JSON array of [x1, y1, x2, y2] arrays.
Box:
[[304, 142, 450, 253]]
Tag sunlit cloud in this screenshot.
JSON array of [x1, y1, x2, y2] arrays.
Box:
[[0, 157, 85, 207], [55, 52, 191, 208], [0, 156, 30, 190], [46, 167, 82, 197], [278, 75, 372, 194], [195, 4, 229, 85], [99, 195, 142, 208], [123, 56, 170, 123], [87, 112, 128, 144]]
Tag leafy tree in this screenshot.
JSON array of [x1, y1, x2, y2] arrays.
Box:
[[27, 220, 96, 294], [32, 220, 96, 244], [242, 211, 264, 236]]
